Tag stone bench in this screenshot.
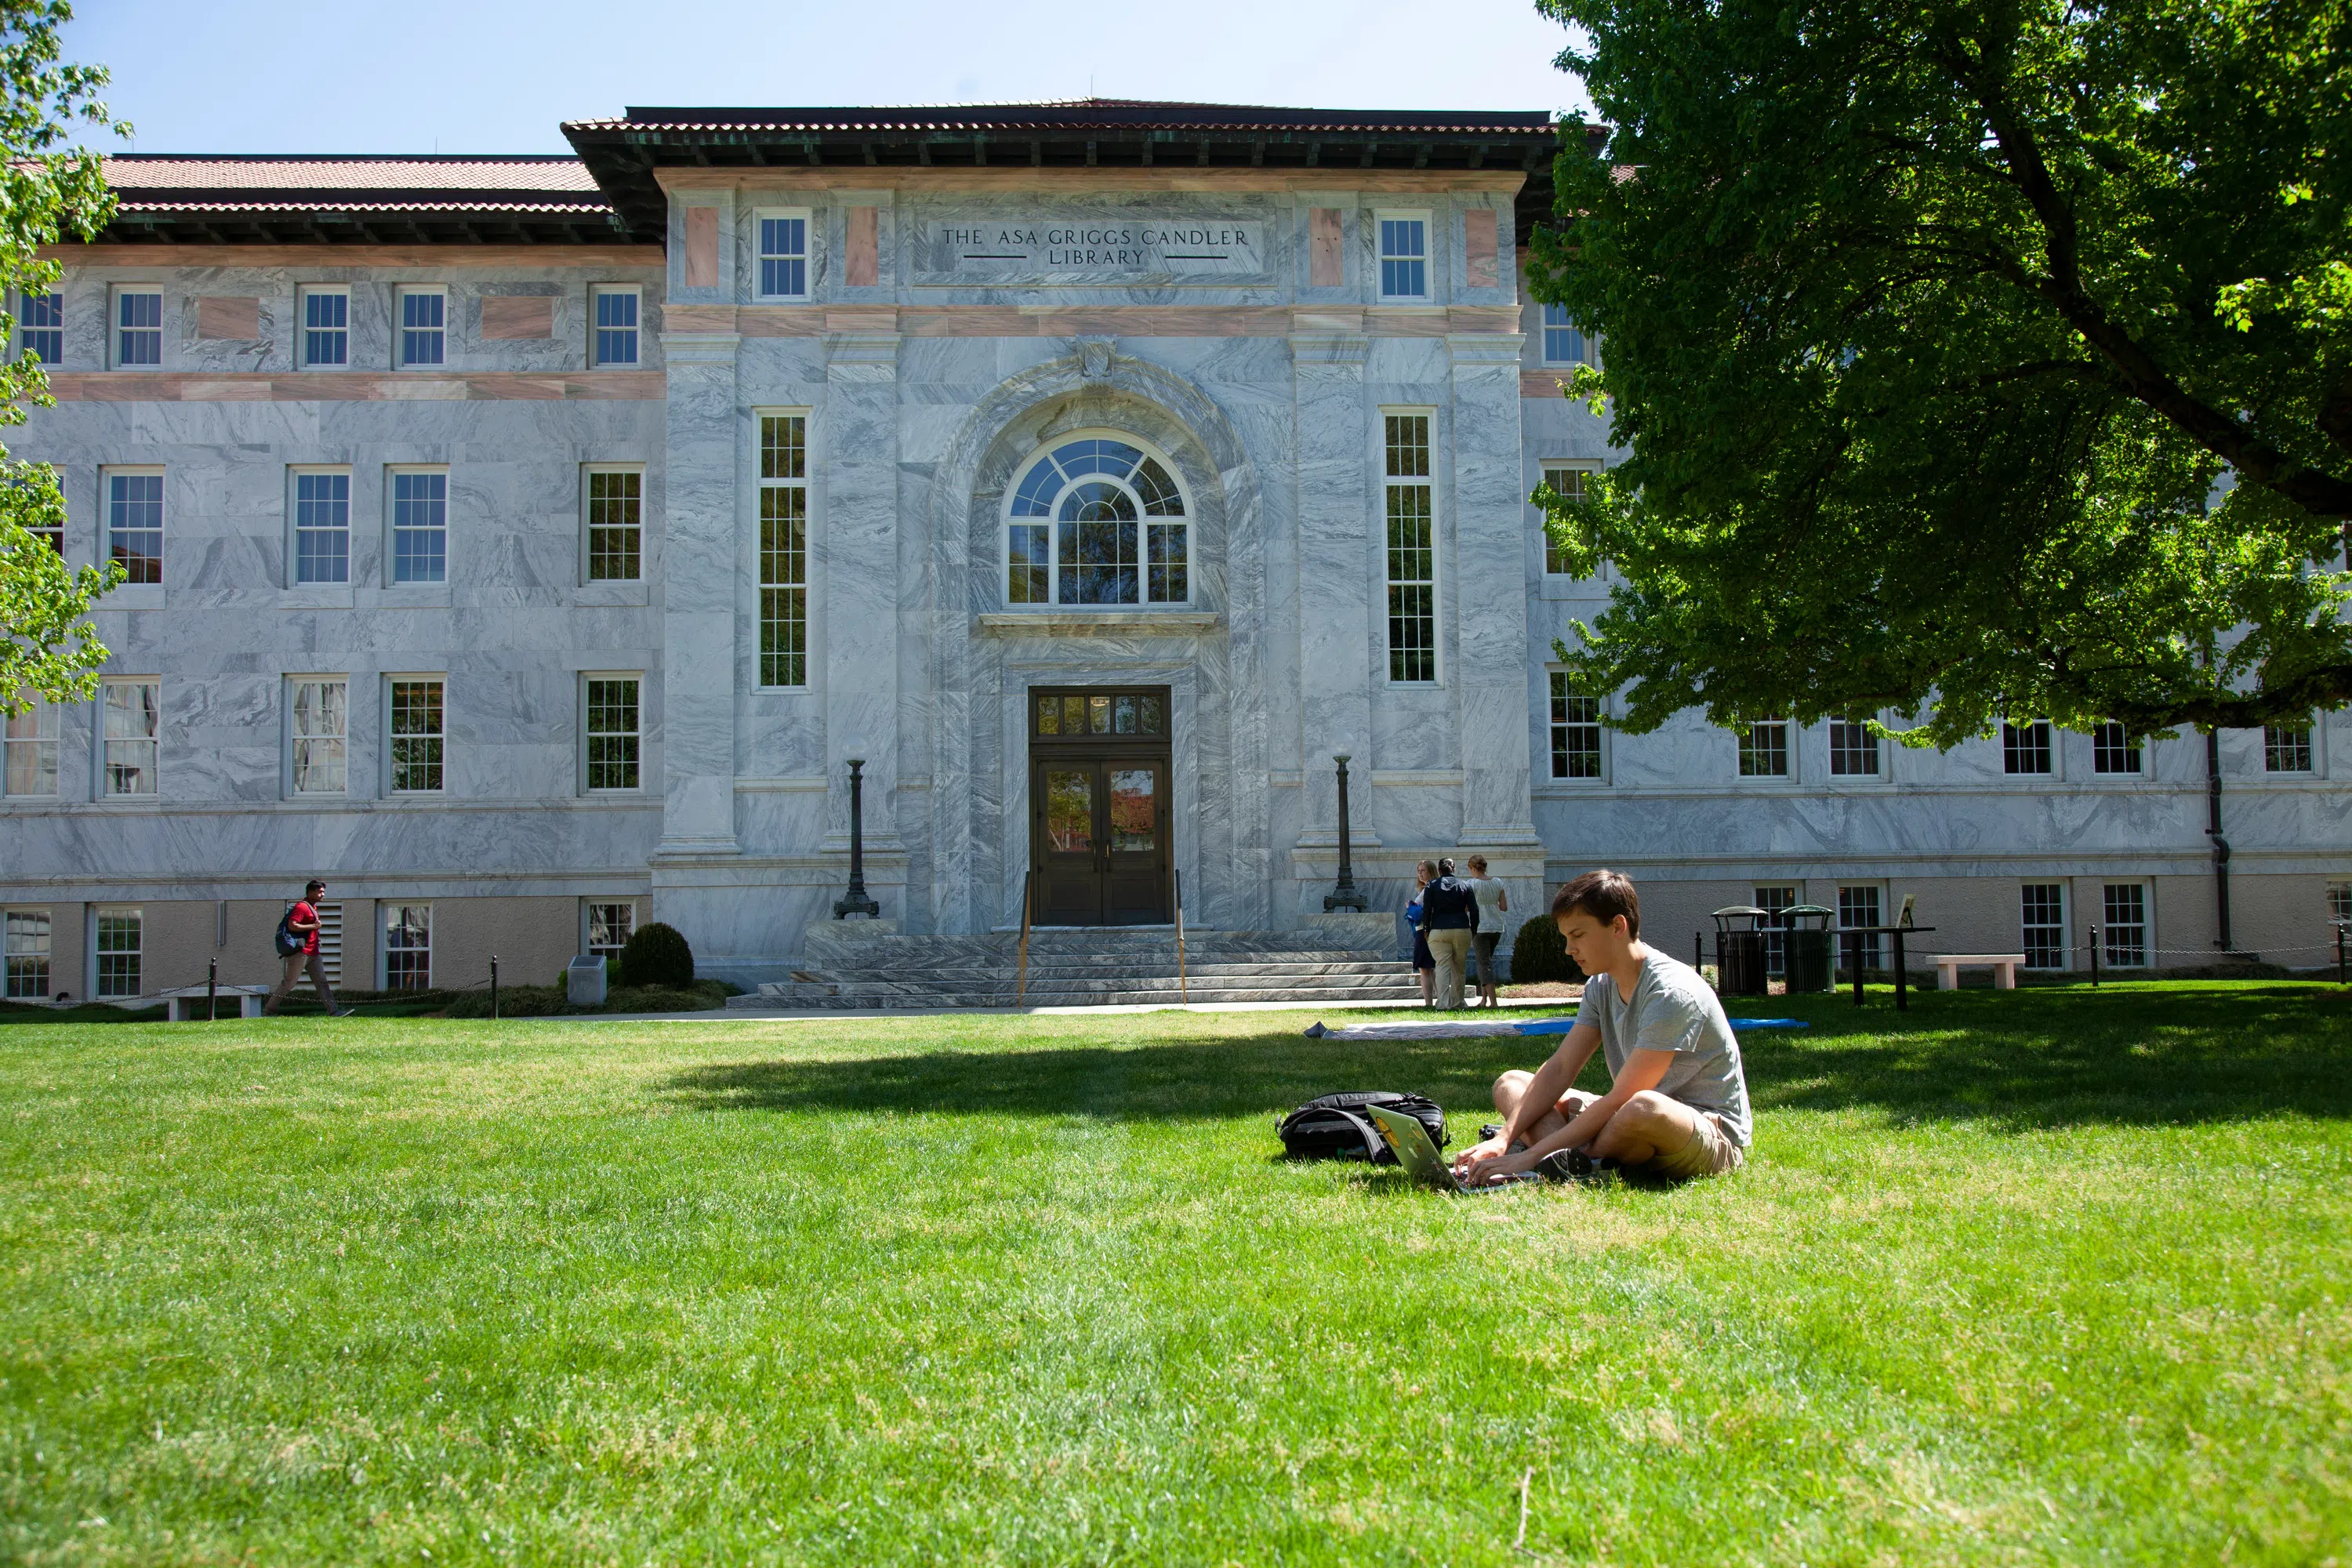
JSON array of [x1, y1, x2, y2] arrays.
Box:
[[1929, 954, 2026, 991], [161, 984, 270, 1020]]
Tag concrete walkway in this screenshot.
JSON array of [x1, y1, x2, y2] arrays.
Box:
[[559, 991, 1584, 1026]]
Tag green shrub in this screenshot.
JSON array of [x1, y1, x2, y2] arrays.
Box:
[[1508, 915, 1584, 985], [619, 922, 695, 989]]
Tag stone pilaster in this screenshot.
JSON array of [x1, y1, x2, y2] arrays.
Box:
[[821, 321, 906, 884], [1291, 325, 1377, 865], [1448, 330, 1543, 850], [655, 330, 742, 858]]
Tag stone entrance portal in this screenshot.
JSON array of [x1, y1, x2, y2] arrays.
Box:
[[1028, 686, 1173, 925]]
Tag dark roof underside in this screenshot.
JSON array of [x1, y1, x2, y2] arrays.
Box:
[[564, 100, 1582, 245], [90, 154, 629, 245]]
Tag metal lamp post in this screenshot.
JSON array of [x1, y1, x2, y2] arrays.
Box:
[[833, 757, 881, 920], [1323, 753, 1368, 913]]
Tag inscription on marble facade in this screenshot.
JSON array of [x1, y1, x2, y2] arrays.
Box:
[[917, 220, 1265, 282]]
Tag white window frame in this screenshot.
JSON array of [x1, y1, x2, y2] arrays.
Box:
[[757, 412, 812, 688], [100, 677, 159, 798], [584, 899, 635, 961], [1546, 671, 1607, 783], [385, 674, 447, 795], [382, 902, 432, 991], [590, 284, 641, 367], [387, 465, 449, 586], [93, 906, 142, 999], [286, 675, 349, 797], [2003, 719, 2056, 776], [2328, 881, 2352, 931], [1753, 885, 1798, 976], [298, 285, 350, 368], [1540, 303, 1589, 367], [1537, 462, 1594, 578], [1381, 408, 1439, 685], [1374, 210, 1430, 302], [4, 698, 59, 798], [754, 209, 813, 302], [997, 427, 1194, 613], [582, 672, 643, 794], [2263, 720, 2316, 775], [111, 286, 162, 368], [103, 465, 165, 587], [2020, 881, 2069, 971], [4, 906, 52, 999], [394, 285, 447, 368], [2100, 881, 2152, 969], [2090, 720, 2143, 777], [1740, 717, 1792, 779], [583, 464, 644, 584], [16, 288, 63, 365], [1836, 884, 1884, 971], [290, 465, 353, 586], [1827, 716, 1882, 779]]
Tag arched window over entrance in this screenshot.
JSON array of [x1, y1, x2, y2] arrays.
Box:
[[1004, 432, 1189, 606]]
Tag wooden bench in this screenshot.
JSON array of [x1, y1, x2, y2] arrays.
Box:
[[1929, 954, 2026, 991]]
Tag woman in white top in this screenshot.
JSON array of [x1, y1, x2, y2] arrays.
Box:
[[1465, 854, 1509, 1007]]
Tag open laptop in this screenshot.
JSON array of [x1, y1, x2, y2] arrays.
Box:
[[1363, 1102, 1541, 1193]]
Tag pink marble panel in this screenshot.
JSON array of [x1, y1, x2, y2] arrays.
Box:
[[1465, 210, 1498, 288], [194, 296, 259, 339], [481, 296, 554, 339], [847, 206, 878, 287], [1309, 209, 1343, 287], [684, 208, 719, 288]]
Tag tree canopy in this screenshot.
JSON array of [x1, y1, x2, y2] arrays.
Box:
[[0, 0, 119, 719], [1529, 0, 2350, 744]]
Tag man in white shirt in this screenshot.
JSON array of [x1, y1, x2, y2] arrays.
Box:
[[1454, 868, 1752, 1183]]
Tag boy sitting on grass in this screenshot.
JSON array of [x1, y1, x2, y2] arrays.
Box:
[[1454, 869, 1752, 1184]]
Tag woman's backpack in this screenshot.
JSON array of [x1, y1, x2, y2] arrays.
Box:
[[1276, 1091, 1448, 1163], [273, 909, 303, 957]]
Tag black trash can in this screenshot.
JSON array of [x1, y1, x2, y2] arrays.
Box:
[[1781, 904, 1836, 993], [1711, 906, 1770, 997]]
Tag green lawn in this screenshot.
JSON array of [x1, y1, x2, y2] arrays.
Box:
[[2, 984, 2347, 1566]]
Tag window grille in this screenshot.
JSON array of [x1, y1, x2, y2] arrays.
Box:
[[593, 286, 638, 365], [1004, 435, 1189, 607], [1540, 465, 1584, 575], [2021, 884, 2067, 969], [2003, 720, 2053, 774], [4, 909, 50, 998], [2092, 721, 2140, 775], [2264, 722, 2313, 773], [1385, 414, 1436, 682], [2101, 884, 2147, 967], [389, 678, 445, 793], [289, 678, 347, 794], [108, 472, 163, 585], [115, 291, 161, 365], [585, 677, 640, 791], [4, 701, 57, 797], [295, 471, 350, 583], [1755, 886, 1797, 976], [301, 289, 347, 366], [102, 680, 158, 797], [383, 904, 430, 991], [1377, 217, 1427, 298], [587, 902, 634, 960], [18, 290, 61, 363], [586, 469, 641, 582], [391, 471, 448, 583], [1548, 674, 1602, 779], [1541, 303, 1585, 365], [398, 289, 445, 365], [1828, 719, 1878, 775], [96, 909, 142, 997], [1740, 719, 1789, 777], [760, 416, 808, 686], [760, 216, 808, 298], [1838, 886, 1882, 970]]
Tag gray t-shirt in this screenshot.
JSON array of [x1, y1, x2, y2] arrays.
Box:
[[1573, 951, 1753, 1146], [1466, 877, 1508, 933]]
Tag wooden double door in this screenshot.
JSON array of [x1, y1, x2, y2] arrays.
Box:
[[1029, 687, 1172, 926]]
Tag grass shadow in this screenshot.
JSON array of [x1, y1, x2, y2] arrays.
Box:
[[660, 984, 2352, 1132]]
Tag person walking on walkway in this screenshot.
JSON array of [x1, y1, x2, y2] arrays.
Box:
[[1405, 860, 1438, 1007], [263, 879, 343, 1016], [1421, 856, 1480, 1011], [1465, 854, 1509, 1008]]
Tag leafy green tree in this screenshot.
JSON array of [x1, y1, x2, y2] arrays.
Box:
[[1530, 0, 2350, 744], [0, 0, 121, 720]]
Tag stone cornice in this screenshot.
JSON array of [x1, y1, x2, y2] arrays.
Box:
[[652, 167, 1527, 196]]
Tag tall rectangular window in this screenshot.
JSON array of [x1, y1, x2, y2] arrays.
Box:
[[2330, 882, 2352, 930], [294, 470, 350, 584], [1838, 885, 1882, 971], [586, 468, 641, 582], [2003, 720, 2053, 775], [383, 904, 431, 991], [397, 288, 445, 366], [760, 415, 808, 688], [1548, 673, 1602, 779], [1755, 885, 1798, 976], [1740, 718, 1789, 777], [95, 909, 141, 998], [2102, 884, 2147, 967], [107, 470, 164, 585], [1540, 465, 1585, 575], [4, 909, 50, 998], [1377, 216, 1427, 299], [289, 677, 347, 795], [760, 214, 808, 299], [1828, 718, 1879, 776], [390, 470, 448, 583], [2021, 883, 2067, 969], [300, 287, 348, 366], [587, 901, 634, 960], [1385, 412, 1436, 683], [592, 285, 639, 365], [388, 677, 445, 793], [18, 290, 61, 364], [4, 700, 57, 797], [1541, 303, 1585, 365], [114, 290, 161, 365], [102, 679, 158, 797], [2264, 721, 2313, 773], [2092, 720, 2141, 775], [585, 676, 641, 792]]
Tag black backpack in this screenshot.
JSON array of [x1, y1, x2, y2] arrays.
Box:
[[273, 909, 303, 957], [1276, 1091, 1448, 1164]]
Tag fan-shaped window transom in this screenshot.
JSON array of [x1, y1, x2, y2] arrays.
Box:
[[1004, 434, 1189, 605]]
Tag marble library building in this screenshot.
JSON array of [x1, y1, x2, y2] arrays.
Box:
[[2, 100, 2346, 1002]]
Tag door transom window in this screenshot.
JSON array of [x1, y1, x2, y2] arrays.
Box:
[[1004, 434, 1189, 606]]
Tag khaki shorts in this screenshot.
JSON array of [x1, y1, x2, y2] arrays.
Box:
[[1650, 1109, 1746, 1181]]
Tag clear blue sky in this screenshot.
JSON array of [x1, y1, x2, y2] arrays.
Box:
[[64, 0, 1590, 156]]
